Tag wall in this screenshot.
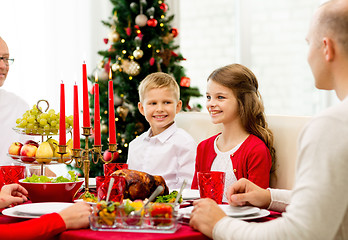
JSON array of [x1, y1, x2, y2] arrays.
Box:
[[178, 0, 337, 116]]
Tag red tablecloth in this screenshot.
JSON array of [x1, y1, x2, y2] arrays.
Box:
[[0, 208, 280, 240]]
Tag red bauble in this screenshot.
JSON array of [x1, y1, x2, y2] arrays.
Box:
[[103, 38, 109, 44], [149, 57, 155, 66], [126, 27, 132, 36], [103, 150, 119, 162], [171, 51, 178, 57], [159, 3, 168, 12], [180, 76, 191, 87], [170, 28, 178, 37], [147, 18, 158, 27], [90, 85, 95, 95]]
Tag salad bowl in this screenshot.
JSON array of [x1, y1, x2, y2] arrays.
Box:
[[19, 173, 83, 203]]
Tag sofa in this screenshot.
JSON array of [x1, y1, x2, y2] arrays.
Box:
[[175, 112, 311, 190]]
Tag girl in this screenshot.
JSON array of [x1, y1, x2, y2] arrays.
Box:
[[191, 64, 275, 202]]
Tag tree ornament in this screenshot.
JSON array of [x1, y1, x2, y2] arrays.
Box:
[[109, 31, 120, 43], [101, 124, 108, 134], [103, 38, 109, 44], [98, 60, 105, 69], [90, 85, 95, 95], [180, 76, 191, 87], [162, 33, 174, 44], [133, 48, 144, 59], [95, 68, 109, 81], [135, 122, 145, 133], [147, 18, 157, 27], [114, 94, 124, 107], [130, 2, 139, 13], [117, 106, 130, 121], [140, 0, 147, 7], [112, 11, 118, 22], [111, 63, 121, 72], [159, 3, 168, 12], [149, 57, 155, 66], [170, 28, 179, 38], [158, 49, 171, 66], [135, 14, 148, 27], [121, 59, 141, 76], [146, 7, 155, 16]]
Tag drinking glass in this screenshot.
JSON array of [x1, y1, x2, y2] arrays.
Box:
[[197, 171, 225, 204]]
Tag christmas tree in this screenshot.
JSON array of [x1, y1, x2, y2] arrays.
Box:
[[86, 0, 201, 176]]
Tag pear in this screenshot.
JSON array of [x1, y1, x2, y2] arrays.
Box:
[[67, 139, 73, 150], [47, 138, 58, 152], [36, 142, 54, 164]]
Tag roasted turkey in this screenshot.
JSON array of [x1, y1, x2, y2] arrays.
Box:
[[111, 169, 169, 200]]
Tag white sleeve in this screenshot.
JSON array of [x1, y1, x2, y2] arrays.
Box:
[[176, 135, 197, 189], [267, 188, 291, 212]]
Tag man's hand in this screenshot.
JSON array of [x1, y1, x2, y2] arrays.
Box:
[[226, 178, 271, 209], [189, 198, 227, 238]]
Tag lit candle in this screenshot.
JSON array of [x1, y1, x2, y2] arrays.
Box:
[[94, 73, 101, 145], [108, 77, 116, 145], [73, 83, 80, 149], [82, 61, 91, 128], [59, 81, 66, 145]]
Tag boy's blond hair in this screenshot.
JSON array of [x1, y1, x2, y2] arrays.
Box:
[[138, 72, 180, 102]]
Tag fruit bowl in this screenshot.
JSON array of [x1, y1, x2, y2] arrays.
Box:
[[13, 127, 72, 136], [19, 179, 84, 203], [8, 154, 72, 164]]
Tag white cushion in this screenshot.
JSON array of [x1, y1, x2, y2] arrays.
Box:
[[175, 112, 311, 190]]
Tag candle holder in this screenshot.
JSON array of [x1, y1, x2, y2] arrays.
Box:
[[57, 126, 117, 199]]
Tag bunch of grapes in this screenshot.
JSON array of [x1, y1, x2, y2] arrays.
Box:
[[16, 104, 73, 135]]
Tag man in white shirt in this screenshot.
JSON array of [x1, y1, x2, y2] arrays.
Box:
[[189, 1, 348, 239], [0, 37, 29, 165]]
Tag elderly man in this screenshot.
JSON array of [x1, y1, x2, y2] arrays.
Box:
[[189, 0, 348, 239], [0, 37, 29, 165]]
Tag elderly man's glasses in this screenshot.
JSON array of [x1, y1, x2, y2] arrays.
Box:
[[0, 57, 14, 66]]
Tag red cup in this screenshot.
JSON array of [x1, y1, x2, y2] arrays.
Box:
[[103, 163, 128, 176], [96, 176, 105, 193], [197, 171, 225, 204], [0, 165, 26, 189], [97, 175, 126, 203]]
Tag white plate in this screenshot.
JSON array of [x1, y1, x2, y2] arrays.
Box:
[[74, 199, 97, 207], [171, 189, 200, 200], [2, 202, 73, 219], [233, 209, 270, 220], [179, 204, 260, 217]]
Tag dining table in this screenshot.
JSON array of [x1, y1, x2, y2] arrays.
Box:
[[0, 203, 281, 240]]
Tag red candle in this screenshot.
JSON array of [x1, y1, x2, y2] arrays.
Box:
[[94, 73, 101, 145], [59, 81, 66, 145], [73, 83, 80, 149], [82, 62, 91, 128], [108, 80, 116, 144]]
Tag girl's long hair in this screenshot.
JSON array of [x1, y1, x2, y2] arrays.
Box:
[[208, 64, 276, 173]]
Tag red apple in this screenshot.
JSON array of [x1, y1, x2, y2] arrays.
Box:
[[8, 142, 23, 159], [25, 140, 39, 148], [20, 144, 38, 162], [103, 149, 119, 162]]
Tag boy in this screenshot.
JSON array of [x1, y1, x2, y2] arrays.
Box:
[[127, 72, 196, 190]]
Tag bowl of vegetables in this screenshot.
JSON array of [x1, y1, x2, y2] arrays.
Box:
[[19, 171, 83, 203]]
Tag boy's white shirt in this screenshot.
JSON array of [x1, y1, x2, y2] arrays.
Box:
[[127, 122, 197, 190]]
